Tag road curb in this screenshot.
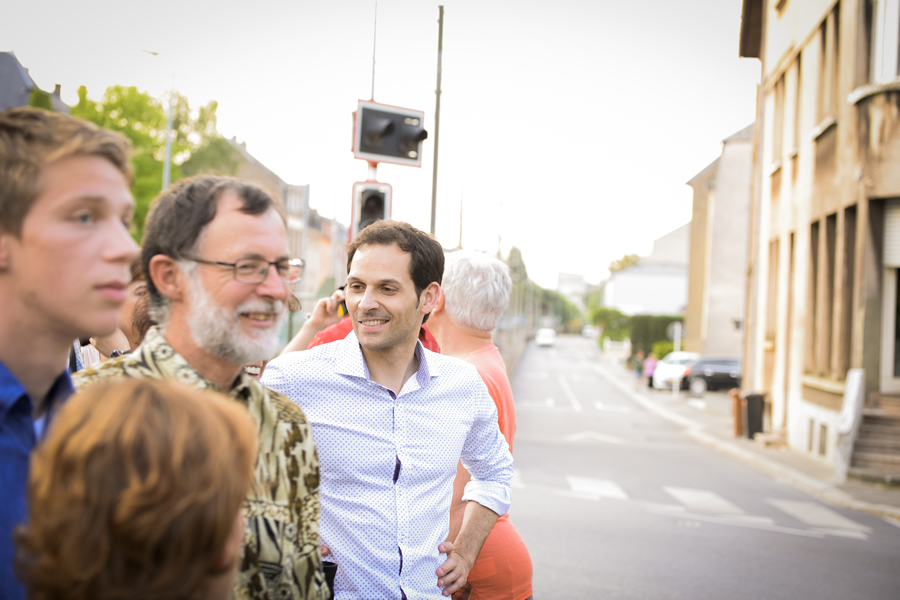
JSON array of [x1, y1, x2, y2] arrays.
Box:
[[594, 364, 900, 521]]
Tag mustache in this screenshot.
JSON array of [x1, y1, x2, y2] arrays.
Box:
[[235, 299, 286, 317]]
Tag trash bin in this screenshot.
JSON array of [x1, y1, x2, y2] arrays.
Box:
[[743, 393, 765, 440]]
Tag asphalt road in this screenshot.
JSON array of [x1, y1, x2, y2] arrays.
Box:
[[508, 335, 900, 600]]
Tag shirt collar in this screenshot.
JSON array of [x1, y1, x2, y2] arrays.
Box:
[[0, 359, 72, 424], [136, 326, 251, 395], [335, 331, 441, 386]]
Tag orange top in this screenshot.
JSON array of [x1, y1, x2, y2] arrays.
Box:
[[455, 344, 533, 600]]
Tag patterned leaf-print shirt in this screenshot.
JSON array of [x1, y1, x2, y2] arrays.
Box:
[[72, 327, 327, 600]]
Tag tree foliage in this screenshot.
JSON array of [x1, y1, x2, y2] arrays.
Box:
[[27, 89, 53, 110], [630, 314, 683, 356], [71, 85, 240, 241], [609, 253, 640, 272], [588, 306, 630, 341]]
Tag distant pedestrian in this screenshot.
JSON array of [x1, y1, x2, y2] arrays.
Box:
[[15, 378, 257, 600], [632, 350, 645, 389], [263, 220, 513, 599], [644, 352, 657, 389], [0, 107, 138, 600]]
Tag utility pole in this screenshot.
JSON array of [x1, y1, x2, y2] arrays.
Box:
[[430, 5, 444, 235]]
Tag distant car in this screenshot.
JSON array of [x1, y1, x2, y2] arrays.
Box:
[[651, 351, 701, 390], [581, 325, 598, 338], [535, 328, 557, 347], [684, 357, 742, 397]]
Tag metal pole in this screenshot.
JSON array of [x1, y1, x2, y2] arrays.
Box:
[[370, 1, 378, 100], [673, 322, 682, 399], [430, 5, 444, 235]]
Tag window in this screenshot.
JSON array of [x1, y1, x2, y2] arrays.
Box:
[[817, 4, 841, 122], [868, 0, 900, 83], [773, 74, 786, 160], [806, 221, 820, 374]]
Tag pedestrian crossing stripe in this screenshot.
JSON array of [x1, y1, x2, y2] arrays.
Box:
[[565, 476, 628, 500], [664, 487, 744, 516], [765, 499, 871, 533], [518, 474, 872, 540]]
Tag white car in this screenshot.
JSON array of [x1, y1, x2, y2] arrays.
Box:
[[651, 351, 700, 389], [535, 328, 557, 347]]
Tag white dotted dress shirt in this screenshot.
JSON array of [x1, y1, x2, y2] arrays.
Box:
[[262, 332, 513, 600]]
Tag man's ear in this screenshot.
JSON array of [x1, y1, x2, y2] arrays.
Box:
[[420, 282, 441, 316], [430, 287, 445, 315], [148, 255, 185, 302]]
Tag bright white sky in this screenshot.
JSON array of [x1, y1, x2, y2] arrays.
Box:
[[4, 0, 760, 289]]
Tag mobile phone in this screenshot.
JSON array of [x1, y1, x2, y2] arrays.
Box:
[[338, 299, 348, 317]]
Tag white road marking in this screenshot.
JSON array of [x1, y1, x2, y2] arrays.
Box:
[[643, 506, 826, 538], [766, 499, 872, 533], [884, 516, 900, 529], [566, 476, 629, 500], [519, 397, 556, 408], [564, 431, 625, 444], [686, 399, 706, 410], [558, 375, 584, 412], [511, 469, 525, 489], [664, 487, 744, 516], [593, 402, 632, 413]]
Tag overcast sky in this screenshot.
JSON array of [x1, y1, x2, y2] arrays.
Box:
[[4, 0, 760, 289]]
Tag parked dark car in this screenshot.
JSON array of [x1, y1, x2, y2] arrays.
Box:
[[683, 357, 742, 397]]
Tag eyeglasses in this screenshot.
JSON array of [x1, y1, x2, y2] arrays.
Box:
[[184, 256, 304, 285]]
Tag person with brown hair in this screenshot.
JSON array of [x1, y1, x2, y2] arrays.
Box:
[[0, 107, 138, 600], [74, 175, 326, 599], [15, 378, 257, 600]]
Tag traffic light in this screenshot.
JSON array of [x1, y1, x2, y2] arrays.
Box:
[[352, 100, 428, 167], [351, 181, 392, 239]]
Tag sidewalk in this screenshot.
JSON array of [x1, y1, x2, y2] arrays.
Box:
[[594, 358, 900, 521]]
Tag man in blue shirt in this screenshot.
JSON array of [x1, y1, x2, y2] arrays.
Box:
[[0, 107, 138, 599]]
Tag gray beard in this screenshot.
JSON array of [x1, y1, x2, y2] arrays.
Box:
[[185, 273, 286, 366]]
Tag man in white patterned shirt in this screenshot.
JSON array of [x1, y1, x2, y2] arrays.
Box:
[[263, 220, 514, 600]]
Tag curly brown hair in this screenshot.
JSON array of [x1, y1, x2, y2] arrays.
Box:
[[15, 379, 257, 600]]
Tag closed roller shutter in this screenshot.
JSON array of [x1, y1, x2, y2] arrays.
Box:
[[885, 200, 900, 267]]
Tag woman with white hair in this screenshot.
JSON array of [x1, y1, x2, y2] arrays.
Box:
[[427, 249, 534, 600]]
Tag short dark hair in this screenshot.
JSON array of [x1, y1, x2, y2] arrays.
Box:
[[0, 107, 132, 237], [347, 221, 444, 322], [141, 175, 284, 321]]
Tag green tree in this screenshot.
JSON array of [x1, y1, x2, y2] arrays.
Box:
[[27, 88, 53, 110], [609, 253, 640, 272], [588, 306, 630, 341], [71, 85, 239, 241]]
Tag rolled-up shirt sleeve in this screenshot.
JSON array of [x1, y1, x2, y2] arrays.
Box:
[[459, 379, 514, 515]]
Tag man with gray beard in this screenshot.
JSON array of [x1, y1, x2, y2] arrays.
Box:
[[73, 176, 327, 600]]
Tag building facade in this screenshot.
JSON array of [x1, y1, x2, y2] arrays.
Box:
[[604, 224, 690, 316], [684, 125, 754, 357], [741, 0, 900, 479]]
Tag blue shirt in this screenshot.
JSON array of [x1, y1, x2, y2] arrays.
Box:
[[262, 333, 513, 600], [0, 361, 73, 600]]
